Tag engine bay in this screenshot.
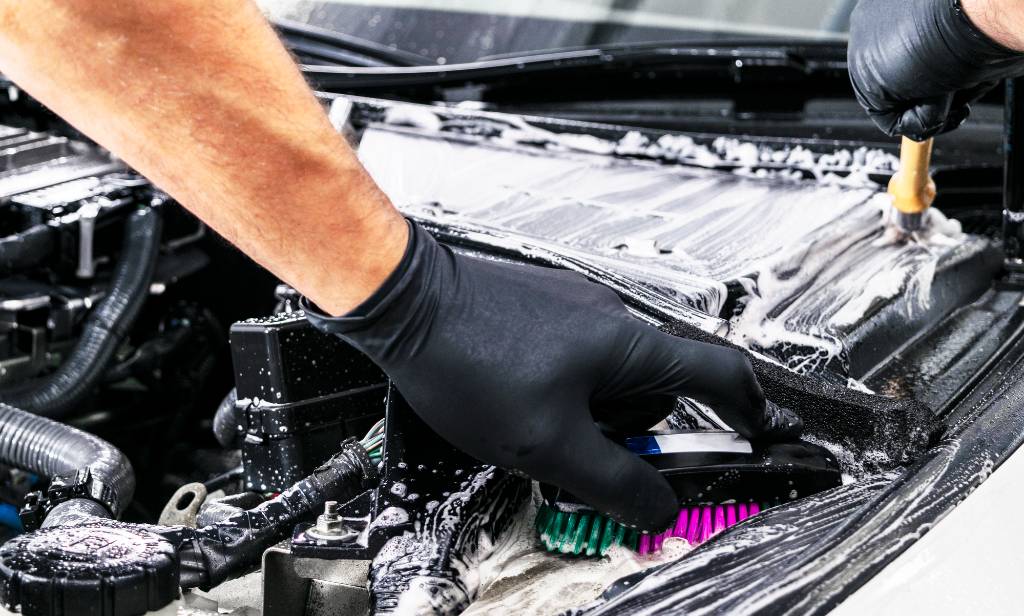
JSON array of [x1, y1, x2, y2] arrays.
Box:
[[0, 90, 1014, 616]]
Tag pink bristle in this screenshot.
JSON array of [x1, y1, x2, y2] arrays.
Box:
[[638, 534, 652, 556], [686, 507, 700, 543], [639, 502, 765, 556], [673, 509, 688, 537], [725, 504, 737, 527], [713, 505, 726, 534], [653, 531, 666, 552], [697, 506, 713, 544]]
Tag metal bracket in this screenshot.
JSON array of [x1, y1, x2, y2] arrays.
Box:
[[262, 545, 370, 616]]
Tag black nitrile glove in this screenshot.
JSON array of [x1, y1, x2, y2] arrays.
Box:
[[848, 0, 1024, 140], [304, 221, 801, 532]]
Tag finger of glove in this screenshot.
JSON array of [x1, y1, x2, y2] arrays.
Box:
[[847, 71, 902, 138], [865, 110, 902, 138], [591, 393, 676, 434], [893, 94, 954, 142], [541, 420, 677, 532], [595, 327, 771, 440], [937, 81, 999, 134]]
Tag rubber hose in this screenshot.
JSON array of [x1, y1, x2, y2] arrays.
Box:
[[195, 491, 263, 527], [211, 388, 242, 449], [0, 401, 134, 527], [1, 207, 162, 417], [0, 224, 55, 274], [178, 437, 378, 589]]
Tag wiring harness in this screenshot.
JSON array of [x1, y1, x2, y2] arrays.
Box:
[[359, 417, 386, 462]]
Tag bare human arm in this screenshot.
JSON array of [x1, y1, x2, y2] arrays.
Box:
[[963, 0, 1024, 52], [0, 0, 407, 316]]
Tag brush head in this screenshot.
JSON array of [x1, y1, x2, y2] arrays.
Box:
[[887, 136, 935, 234], [536, 501, 766, 557], [536, 505, 638, 556], [893, 210, 925, 233], [535, 431, 842, 557]]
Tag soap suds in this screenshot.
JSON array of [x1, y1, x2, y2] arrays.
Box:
[[464, 487, 693, 616], [359, 121, 989, 381], [727, 200, 978, 377], [344, 102, 994, 614]]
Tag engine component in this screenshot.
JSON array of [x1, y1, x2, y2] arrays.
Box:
[[195, 491, 264, 527], [0, 205, 163, 417], [0, 521, 179, 616], [212, 387, 241, 449], [0, 140, 196, 397], [279, 388, 531, 615], [0, 438, 377, 616], [159, 482, 207, 527], [0, 128, 120, 201], [177, 437, 378, 590], [0, 401, 134, 530], [228, 311, 387, 492], [290, 388, 487, 559], [0, 224, 54, 276], [661, 317, 939, 464], [359, 116, 1000, 381]]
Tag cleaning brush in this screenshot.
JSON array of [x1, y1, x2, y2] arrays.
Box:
[[535, 431, 842, 557], [535, 499, 764, 557], [888, 135, 935, 233]]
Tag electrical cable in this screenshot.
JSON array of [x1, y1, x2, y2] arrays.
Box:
[[359, 417, 386, 461]]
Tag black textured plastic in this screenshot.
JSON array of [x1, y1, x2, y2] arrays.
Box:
[[229, 311, 387, 491], [0, 521, 179, 616], [230, 311, 385, 402], [291, 387, 489, 560], [661, 319, 939, 465]]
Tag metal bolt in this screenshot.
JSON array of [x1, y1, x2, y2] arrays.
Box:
[[309, 500, 357, 540]]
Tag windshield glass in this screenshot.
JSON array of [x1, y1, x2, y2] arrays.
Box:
[[259, 0, 853, 64]]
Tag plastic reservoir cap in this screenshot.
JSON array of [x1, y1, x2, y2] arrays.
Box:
[[0, 521, 179, 616]]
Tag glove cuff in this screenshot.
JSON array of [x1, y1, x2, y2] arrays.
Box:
[[302, 218, 434, 334]]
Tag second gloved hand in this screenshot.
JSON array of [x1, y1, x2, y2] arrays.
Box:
[[848, 0, 1024, 140], [304, 221, 801, 532]]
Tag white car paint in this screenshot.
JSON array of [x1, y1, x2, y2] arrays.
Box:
[[833, 445, 1024, 616]]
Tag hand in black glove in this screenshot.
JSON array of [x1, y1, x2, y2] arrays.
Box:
[[304, 221, 801, 532], [848, 0, 1024, 140]]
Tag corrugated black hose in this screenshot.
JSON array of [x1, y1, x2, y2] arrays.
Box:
[[0, 400, 134, 526], [0, 206, 162, 417]]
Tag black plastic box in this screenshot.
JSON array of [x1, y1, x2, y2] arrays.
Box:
[[230, 311, 387, 492]]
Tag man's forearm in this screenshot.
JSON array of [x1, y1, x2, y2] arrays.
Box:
[[962, 0, 1024, 51], [0, 0, 407, 315]]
